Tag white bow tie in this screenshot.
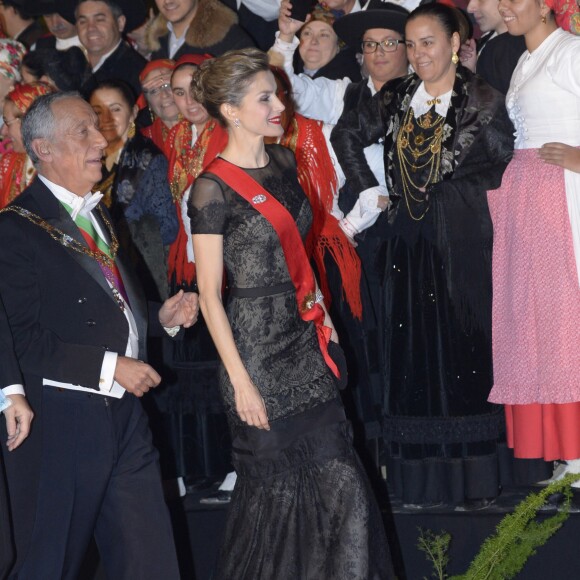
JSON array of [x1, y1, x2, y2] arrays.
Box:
[[69, 191, 104, 220]]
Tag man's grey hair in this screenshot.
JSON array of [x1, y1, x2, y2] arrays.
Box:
[[75, 0, 124, 21], [22, 91, 82, 167]]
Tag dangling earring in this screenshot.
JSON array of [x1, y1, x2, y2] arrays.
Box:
[[451, 52, 459, 65], [148, 106, 156, 121], [541, 14, 547, 23], [234, 118, 240, 128], [128, 121, 136, 139]]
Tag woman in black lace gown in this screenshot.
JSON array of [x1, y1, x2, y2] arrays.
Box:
[[188, 49, 393, 579]]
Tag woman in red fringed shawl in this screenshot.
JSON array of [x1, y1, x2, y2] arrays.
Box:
[[167, 54, 228, 290], [267, 66, 362, 320], [0, 82, 54, 208], [138, 59, 180, 158]]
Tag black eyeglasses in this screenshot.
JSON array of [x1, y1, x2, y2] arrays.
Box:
[[361, 39, 403, 54]]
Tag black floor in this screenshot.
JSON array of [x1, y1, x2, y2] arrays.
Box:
[[80, 482, 580, 579]]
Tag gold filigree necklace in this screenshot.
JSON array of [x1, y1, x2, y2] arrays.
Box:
[[396, 106, 444, 221]]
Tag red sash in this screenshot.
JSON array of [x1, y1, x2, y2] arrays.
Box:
[[206, 157, 339, 379]]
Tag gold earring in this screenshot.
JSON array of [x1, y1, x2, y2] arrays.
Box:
[[541, 14, 547, 23], [451, 52, 459, 65], [128, 121, 136, 139]]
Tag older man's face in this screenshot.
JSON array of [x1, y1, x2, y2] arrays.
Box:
[[77, 0, 124, 59], [42, 98, 107, 196]]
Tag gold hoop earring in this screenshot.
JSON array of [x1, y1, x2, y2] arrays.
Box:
[[451, 52, 459, 65]]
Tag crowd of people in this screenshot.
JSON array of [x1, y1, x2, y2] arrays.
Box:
[[0, 0, 578, 578]]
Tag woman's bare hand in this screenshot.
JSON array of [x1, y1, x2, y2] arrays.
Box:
[[539, 142, 580, 173], [279, 0, 307, 41], [233, 377, 270, 430]]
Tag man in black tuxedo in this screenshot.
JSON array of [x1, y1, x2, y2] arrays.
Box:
[[0, 298, 34, 578], [0, 92, 198, 579]]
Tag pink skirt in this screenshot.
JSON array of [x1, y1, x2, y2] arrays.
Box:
[[488, 148, 580, 405], [488, 149, 580, 460]]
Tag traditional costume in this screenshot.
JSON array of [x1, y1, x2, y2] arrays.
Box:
[[332, 66, 514, 506], [487, 26, 580, 463]]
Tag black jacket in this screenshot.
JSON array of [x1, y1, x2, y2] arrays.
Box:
[[0, 177, 153, 572], [80, 41, 147, 99]]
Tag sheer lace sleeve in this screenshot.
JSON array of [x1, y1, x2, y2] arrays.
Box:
[[188, 174, 228, 235]]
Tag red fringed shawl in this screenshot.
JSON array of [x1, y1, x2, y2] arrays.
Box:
[[166, 119, 228, 287], [281, 114, 362, 320]]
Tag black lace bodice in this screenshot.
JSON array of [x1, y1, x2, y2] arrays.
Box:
[[188, 144, 312, 288]]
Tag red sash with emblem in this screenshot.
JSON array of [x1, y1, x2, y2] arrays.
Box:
[[206, 157, 340, 380]]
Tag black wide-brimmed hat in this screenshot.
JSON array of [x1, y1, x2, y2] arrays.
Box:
[[35, 0, 75, 22], [333, 0, 410, 48], [57, 0, 148, 33]]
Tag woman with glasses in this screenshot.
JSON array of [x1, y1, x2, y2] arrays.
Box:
[[332, 3, 515, 508], [0, 82, 54, 209], [139, 59, 181, 158]]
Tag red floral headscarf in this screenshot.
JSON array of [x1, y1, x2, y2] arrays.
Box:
[[7, 82, 55, 115], [546, 0, 580, 34]]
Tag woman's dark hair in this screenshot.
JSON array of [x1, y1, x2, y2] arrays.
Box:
[[407, 2, 460, 39], [190, 48, 270, 127], [24, 48, 87, 92], [21, 51, 45, 81], [88, 79, 137, 109]]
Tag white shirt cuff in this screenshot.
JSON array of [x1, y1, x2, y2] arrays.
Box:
[[341, 186, 389, 234], [164, 325, 180, 337], [2, 384, 25, 397], [272, 31, 299, 67], [100, 351, 118, 393]]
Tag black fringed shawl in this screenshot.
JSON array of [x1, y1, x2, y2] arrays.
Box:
[[331, 66, 515, 336]]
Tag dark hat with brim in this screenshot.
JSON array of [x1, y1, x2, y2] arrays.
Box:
[[35, 0, 75, 22], [333, 1, 410, 48], [4, 0, 46, 16], [59, 0, 148, 33]]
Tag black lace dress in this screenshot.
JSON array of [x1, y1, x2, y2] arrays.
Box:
[[188, 144, 393, 579]]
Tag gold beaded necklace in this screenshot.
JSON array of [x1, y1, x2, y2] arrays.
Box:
[[396, 106, 445, 221]]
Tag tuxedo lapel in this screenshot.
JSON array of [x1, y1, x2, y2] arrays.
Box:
[[25, 180, 122, 310], [92, 205, 148, 343]]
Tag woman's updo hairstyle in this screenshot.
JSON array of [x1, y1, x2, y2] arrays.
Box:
[[407, 2, 461, 40], [190, 48, 270, 128]]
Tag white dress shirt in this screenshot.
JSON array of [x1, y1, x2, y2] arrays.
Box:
[[91, 40, 122, 72], [167, 22, 187, 59]]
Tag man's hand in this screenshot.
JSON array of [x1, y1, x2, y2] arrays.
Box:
[[158, 290, 199, 329], [459, 39, 477, 73], [114, 357, 161, 397], [4, 394, 34, 451]]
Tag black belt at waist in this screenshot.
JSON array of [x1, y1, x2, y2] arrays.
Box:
[[229, 281, 294, 298]]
